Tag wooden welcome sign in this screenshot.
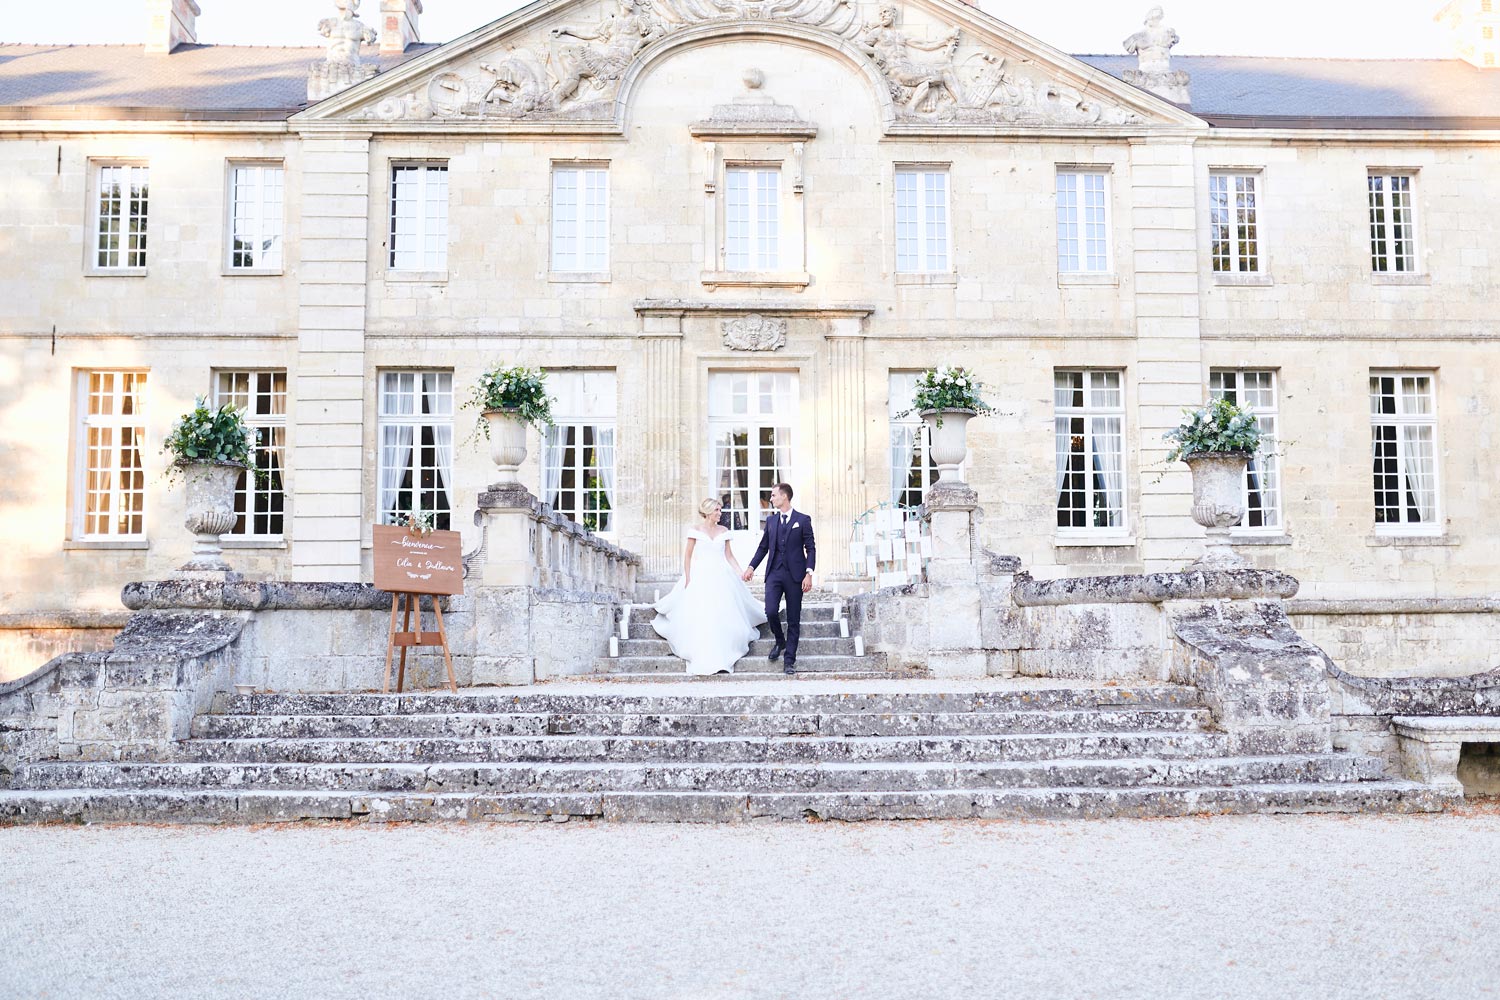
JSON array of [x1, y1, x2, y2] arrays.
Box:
[[372, 524, 464, 694]]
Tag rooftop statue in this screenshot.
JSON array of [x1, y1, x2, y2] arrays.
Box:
[[319, 0, 379, 67], [1121, 5, 1191, 104]]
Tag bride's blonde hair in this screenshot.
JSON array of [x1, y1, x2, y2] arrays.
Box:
[[698, 498, 723, 519]]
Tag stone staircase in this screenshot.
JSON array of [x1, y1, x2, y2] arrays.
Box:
[[600, 600, 899, 679], [0, 678, 1455, 824]]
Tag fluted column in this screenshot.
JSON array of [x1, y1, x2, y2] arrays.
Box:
[[640, 322, 684, 578], [823, 320, 867, 579]]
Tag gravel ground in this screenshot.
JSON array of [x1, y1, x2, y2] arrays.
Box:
[[2, 809, 1498, 1000]]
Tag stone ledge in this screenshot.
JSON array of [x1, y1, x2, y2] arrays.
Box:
[[1327, 664, 1500, 717], [1393, 716, 1500, 740], [1290, 597, 1500, 616], [0, 611, 132, 630], [1013, 569, 1299, 607], [121, 581, 413, 612]]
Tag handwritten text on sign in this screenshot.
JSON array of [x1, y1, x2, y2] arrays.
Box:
[[372, 524, 465, 596]]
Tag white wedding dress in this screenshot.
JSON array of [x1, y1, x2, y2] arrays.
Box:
[[652, 528, 769, 675]]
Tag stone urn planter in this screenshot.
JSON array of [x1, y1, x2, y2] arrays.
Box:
[[483, 408, 529, 485], [175, 459, 246, 579], [920, 408, 975, 487], [1184, 450, 1250, 569]]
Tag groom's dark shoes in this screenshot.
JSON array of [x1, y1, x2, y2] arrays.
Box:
[[767, 644, 783, 663], [783, 659, 795, 675]]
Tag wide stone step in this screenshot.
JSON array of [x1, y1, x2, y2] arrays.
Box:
[[162, 731, 1234, 765], [587, 672, 910, 684], [593, 654, 882, 675], [625, 619, 845, 641], [10, 754, 1389, 795], [616, 636, 856, 657], [213, 684, 1204, 717], [192, 707, 1216, 740]]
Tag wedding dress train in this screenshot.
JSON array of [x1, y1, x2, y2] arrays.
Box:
[[652, 529, 768, 675]]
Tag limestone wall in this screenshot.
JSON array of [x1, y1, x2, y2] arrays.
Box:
[[1291, 601, 1500, 678]]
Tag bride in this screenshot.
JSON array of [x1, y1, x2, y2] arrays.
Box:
[[652, 498, 768, 675]]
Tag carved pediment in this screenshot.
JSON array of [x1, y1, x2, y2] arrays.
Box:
[[300, 0, 1202, 131]]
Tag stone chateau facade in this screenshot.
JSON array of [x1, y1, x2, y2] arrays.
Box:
[[3, 0, 1500, 676]]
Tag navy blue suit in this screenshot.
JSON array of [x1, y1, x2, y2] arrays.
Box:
[[749, 509, 816, 665]]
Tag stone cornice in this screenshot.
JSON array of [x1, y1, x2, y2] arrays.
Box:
[[633, 299, 875, 318]]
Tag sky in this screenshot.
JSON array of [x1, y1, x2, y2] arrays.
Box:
[[0, 0, 1457, 59]]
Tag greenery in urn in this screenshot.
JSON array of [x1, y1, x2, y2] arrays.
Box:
[[897, 365, 995, 427], [1164, 397, 1263, 463], [464, 365, 556, 436], [162, 397, 254, 481]]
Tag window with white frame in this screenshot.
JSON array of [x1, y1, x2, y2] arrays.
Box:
[[1209, 172, 1261, 273], [1368, 172, 1417, 273], [213, 370, 287, 537], [389, 164, 448, 271], [1055, 370, 1126, 532], [1056, 169, 1110, 274], [75, 370, 148, 538], [894, 168, 950, 273], [551, 165, 609, 273], [1370, 372, 1439, 531], [889, 372, 941, 507], [227, 162, 285, 271], [1210, 370, 1281, 531], [542, 372, 617, 534], [94, 163, 149, 270], [725, 166, 780, 271], [377, 371, 454, 529]]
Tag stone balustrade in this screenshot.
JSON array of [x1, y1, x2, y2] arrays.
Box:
[[476, 483, 641, 600]]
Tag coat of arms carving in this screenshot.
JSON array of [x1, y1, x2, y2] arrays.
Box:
[[721, 314, 787, 352]]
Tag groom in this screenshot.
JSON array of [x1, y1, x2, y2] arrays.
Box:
[[743, 483, 815, 674]]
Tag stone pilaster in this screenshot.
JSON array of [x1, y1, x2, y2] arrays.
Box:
[[822, 322, 866, 579], [1129, 137, 1205, 572], [290, 133, 372, 583], [640, 324, 684, 578]]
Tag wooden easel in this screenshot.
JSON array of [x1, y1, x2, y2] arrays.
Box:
[[382, 591, 459, 694]]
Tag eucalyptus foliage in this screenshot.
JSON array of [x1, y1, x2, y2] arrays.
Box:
[[897, 366, 995, 425], [396, 508, 436, 534], [465, 365, 556, 435], [162, 397, 253, 479], [1164, 397, 1262, 463]]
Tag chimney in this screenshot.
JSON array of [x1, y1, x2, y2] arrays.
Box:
[[1435, 1, 1500, 68], [379, 0, 422, 55], [145, 0, 201, 54]]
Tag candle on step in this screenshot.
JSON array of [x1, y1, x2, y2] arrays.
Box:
[[619, 604, 630, 640], [609, 636, 619, 657], [853, 635, 864, 657], [840, 619, 849, 638]]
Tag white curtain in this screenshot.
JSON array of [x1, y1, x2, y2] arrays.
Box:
[[890, 424, 915, 503], [1092, 416, 1124, 527], [1402, 425, 1436, 523], [542, 425, 566, 509], [595, 425, 616, 527], [378, 378, 415, 523], [1054, 418, 1070, 508], [432, 421, 453, 517]]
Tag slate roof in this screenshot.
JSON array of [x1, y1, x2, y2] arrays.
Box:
[[4, 41, 1500, 127]]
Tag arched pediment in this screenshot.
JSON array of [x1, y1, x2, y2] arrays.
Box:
[[292, 0, 1205, 134]]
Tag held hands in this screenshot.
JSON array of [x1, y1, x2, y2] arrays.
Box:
[[742, 568, 754, 582], [802, 572, 813, 594]]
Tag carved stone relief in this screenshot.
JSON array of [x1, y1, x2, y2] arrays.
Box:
[[353, 0, 1146, 127], [721, 314, 787, 351]]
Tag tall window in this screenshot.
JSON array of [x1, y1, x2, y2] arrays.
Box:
[[1209, 172, 1260, 273], [895, 169, 950, 273], [377, 371, 453, 529], [1210, 370, 1281, 531], [1055, 370, 1126, 532], [1056, 170, 1110, 274], [389, 164, 448, 271], [1370, 373, 1439, 531], [542, 372, 617, 534], [213, 371, 287, 537], [889, 372, 940, 507], [725, 166, 780, 271], [228, 162, 285, 271], [1368, 172, 1416, 273], [75, 371, 147, 538], [94, 164, 149, 270], [551, 165, 609, 273]]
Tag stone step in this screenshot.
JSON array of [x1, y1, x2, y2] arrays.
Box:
[[0, 781, 1454, 825], [587, 672, 910, 684], [593, 654, 883, 675], [161, 730, 1234, 765], [12, 753, 1388, 795], [616, 636, 856, 658], [212, 684, 1205, 717], [626, 604, 843, 624], [192, 707, 1216, 740], [625, 619, 845, 640]]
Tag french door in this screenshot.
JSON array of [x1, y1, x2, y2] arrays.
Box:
[[708, 372, 797, 565]]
